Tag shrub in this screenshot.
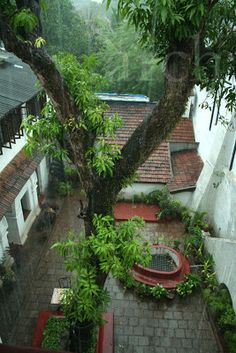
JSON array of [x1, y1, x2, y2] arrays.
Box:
[[57, 181, 73, 196], [224, 331, 236, 353], [150, 284, 167, 299], [42, 316, 69, 351], [176, 273, 201, 297]]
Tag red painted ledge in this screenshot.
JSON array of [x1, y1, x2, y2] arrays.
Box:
[[96, 313, 114, 353], [114, 202, 160, 222], [0, 344, 68, 353]]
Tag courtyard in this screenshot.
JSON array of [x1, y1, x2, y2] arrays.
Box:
[[0, 189, 222, 352]]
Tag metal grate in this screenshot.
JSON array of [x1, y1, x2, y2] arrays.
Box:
[[148, 254, 177, 272]]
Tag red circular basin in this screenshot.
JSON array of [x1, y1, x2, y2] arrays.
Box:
[[132, 245, 190, 289]]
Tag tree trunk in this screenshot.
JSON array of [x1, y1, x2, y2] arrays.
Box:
[[89, 39, 196, 214]]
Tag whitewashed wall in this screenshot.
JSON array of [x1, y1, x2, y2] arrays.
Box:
[[37, 158, 49, 193], [191, 84, 236, 308], [191, 85, 236, 239], [172, 190, 193, 206], [120, 182, 163, 200], [0, 217, 9, 261], [5, 171, 40, 244], [4, 157, 49, 245], [0, 135, 26, 173], [205, 236, 236, 312]]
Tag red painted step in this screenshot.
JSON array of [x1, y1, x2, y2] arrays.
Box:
[[114, 202, 160, 222]]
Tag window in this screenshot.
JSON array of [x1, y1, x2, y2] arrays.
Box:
[[20, 191, 31, 221]]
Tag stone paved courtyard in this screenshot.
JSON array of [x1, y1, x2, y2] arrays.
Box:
[[106, 277, 221, 353], [0, 191, 222, 352]]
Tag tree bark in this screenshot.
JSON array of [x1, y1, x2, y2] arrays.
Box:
[[0, 15, 93, 192], [0, 14, 196, 237], [87, 39, 196, 219]]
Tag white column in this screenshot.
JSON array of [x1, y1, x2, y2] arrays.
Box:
[[0, 217, 10, 261]]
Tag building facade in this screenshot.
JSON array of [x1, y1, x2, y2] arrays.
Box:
[[190, 84, 236, 310], [0, 47, 49, 260]]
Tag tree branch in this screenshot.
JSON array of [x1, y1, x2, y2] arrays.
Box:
[[0, 15, 93, 191], [89, 39, 197, 216]]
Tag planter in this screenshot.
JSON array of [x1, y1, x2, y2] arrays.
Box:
[[32, 311, 114, 353]]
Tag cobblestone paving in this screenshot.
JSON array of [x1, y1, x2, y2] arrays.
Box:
[[10, 189, 83, 346], [106, 276, 221, 353], [1, 192, 222, 352]]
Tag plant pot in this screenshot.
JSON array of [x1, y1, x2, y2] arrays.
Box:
[[69, 321, 95, 353]]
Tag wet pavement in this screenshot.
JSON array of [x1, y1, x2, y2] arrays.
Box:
[[106, 277, 221, 353], [0, 191, 222, 352]]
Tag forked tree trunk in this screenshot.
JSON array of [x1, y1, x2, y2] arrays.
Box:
[[84, 39, 196, 238]]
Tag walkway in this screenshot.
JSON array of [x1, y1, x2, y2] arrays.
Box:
[[0, 193, 222, 352], [106, 277, 221, 353], [1, 189, 83, 346]]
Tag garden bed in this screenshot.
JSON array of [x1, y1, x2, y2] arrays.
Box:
[[32, 310, 114, 353]]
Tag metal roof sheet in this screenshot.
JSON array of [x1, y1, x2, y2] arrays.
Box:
[[0, 50, 39, 118]]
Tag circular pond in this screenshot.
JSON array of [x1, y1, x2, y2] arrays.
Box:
[[132, 245, 190, 289]]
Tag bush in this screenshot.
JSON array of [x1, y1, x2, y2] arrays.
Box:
[[150, 284, 167, 299], [224, 331, 236, 353], [42, 316, 69, 351], [57, 181, 73, 196], [176, 273, 201, 297]]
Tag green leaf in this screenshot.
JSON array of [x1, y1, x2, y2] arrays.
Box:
[[11, 9, 38, 33]]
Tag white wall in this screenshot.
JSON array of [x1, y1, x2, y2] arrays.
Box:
[[192, 84, 236, 311], [4, 156, 49, 245], [5, 171, 40, 244], [191, 85, 236, 239], [172, 190, 193, 207], [120, 183, 163, 200], [37, 158, 49, 193], [0, 217, 9, 261], [205, 236, 236, 312], [0, 135, 26, 173]]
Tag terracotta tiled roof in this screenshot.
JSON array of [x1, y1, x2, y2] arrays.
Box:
[[169, 119, 195, 143], [167, 150, 203, 191], [106, 101, 197, 184], [0, 150, 42, 220]]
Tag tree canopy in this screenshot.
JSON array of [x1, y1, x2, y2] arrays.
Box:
[[0, 0, 235, 224], [0, 0, 235, 346]]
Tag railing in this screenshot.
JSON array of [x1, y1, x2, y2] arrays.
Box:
[[0, 94, 46, 155], [0, 106, 23, 155]]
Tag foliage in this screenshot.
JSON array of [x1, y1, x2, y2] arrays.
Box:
[[57, 181, 73, 197], [42, 316, 69, 351], [97, 22, 164, 101], [0, 249, 15, 289], [41, 0, 90, 57], [218, 307, 236, 328], [22, 101, 67, 159], [106, 0, 236, 113], [35, 37, 46, 48], [203, 286, 236, 353], [23, 53, 123, 177], [150, 284, 167, 299], [203, 287, 232, 318], [201, 255, 217, 290], [146, 188, 183, 219], [224, 331, 236, 353], [11, 9, 38, 34], [176, 273, 201, 297], [52, 215, 151, 325], [90, 215, 151, 275]]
